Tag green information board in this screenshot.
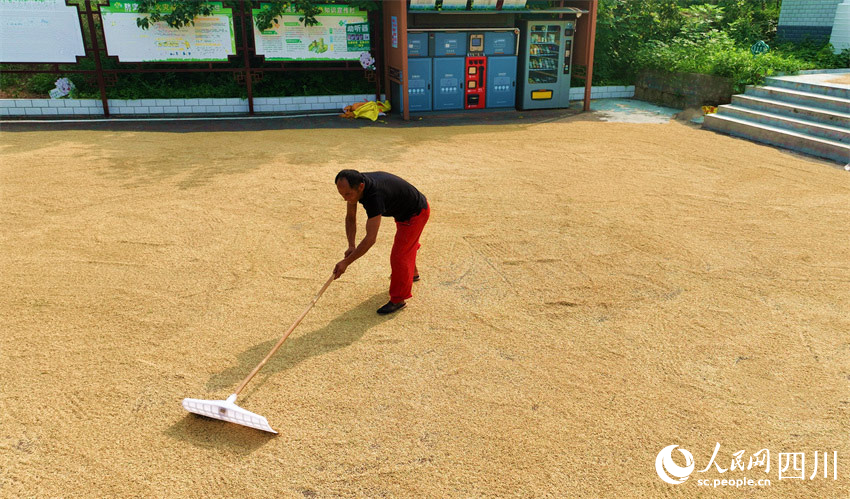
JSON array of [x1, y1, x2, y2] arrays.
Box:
[[101, 1, 235, 62], [346, 22, 370, 52], [253, 4, 370, 61]]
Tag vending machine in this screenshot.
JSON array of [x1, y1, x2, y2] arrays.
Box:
[[432, 32, 467, 111], [517, 20, 575, 110], [483, 31, 517, 109], [465, 33, 486, 109], [465, 56, 486, 109], [392, 32, 432, 112]]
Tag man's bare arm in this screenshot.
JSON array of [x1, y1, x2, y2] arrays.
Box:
[[346, 215, 380, 263], [334, 215, 381, 279], [344, 201, 357, 256]]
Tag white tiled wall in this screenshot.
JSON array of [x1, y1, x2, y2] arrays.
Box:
[[778, 0, 842, 27], [1, 88, 634, 117], [570, 85, 635, 100], [0, 94, 383, 117]]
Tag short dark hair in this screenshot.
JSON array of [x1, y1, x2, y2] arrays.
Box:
[[335, 169, 365, 187]]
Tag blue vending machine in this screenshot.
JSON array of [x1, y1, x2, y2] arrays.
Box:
[[433, 58, 465, 110], [392, 32, 432, 113], [484, 31, 517, 109], [407, 32, 429, 57], [407, 58, 433, 112], [432, 32, 466, 111]]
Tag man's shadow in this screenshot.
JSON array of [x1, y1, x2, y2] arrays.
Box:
[[165, 292, 390, 452], [206, 291, 391, 400]]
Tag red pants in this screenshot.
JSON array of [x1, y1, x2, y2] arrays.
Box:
[[389, 204, 430, 303]]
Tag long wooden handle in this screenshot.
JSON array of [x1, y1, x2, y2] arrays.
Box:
[[234, 274, 335, 396]]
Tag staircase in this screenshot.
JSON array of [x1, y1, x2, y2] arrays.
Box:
[[703, 74, 850, 164]]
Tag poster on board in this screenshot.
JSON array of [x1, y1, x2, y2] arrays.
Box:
[[0, 0, 86, 63], [500, 0, 527, 9], [252, 4, 370, 61], [101, 1, 235, 62], [409, 0, 437, 10], [440, 0, 468, 10], [470, 0, 497, 10]]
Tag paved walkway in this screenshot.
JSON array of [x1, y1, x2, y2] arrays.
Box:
[[0, 97, 685, 132], [773, 69, 850, 90]]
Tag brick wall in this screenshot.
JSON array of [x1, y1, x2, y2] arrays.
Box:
[[0, 94, 382, 117], [777, 0, 842, 43]]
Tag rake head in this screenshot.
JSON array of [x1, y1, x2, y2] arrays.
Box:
[[182, 394, 277, 434]]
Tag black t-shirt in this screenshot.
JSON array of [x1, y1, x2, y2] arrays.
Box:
[[359, 171, 427, 222]]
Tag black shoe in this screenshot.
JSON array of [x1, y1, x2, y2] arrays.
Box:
[[377, 301, 406, 315], [413, 274, 420, 282]]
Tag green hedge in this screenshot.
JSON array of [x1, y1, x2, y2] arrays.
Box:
[[637, 32, 797, 92], [592, 0, 848, 88], [1, 68, 375, 100], [632, 32, 848, 92]]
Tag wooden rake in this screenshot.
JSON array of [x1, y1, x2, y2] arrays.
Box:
[[182, 274, 334, 433]]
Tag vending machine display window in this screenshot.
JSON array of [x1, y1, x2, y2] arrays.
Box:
[[528, 24, 560, 84]]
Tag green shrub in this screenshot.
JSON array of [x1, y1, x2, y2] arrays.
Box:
[[590, 0, 830, 87], [774, 40, 850, 69], [634, 30, 813, 92], [24, 73, 60, 95], [0, 71, 23, 90], [592, 0, 687, 85], [42, 68, 373, 99], [719, 0, 781, 46]]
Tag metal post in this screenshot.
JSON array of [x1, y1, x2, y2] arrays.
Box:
[[84, 0, 110, 116], [383, 5, 391, 108], [239, 1, 255, 114], [399, 0, 409, 121], [370, 9, 382, 102], [582, 0, 597, 112]]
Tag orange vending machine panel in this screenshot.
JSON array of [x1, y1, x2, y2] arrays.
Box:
[[465, 56, 486, 109]]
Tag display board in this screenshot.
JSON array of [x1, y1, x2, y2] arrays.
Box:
[[101, 1, 235, 62], [440, 0, 468, 10], [0, 0, 86, 63], [252, 4, 370, 61], [470, 0, 497, 10], [409, 0, 437, 10], [500, 0, 527, 9]]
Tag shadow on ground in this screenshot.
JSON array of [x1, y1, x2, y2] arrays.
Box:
[[165, 412, 275, 455], [207, 292, 392, 400], [165, 292, 391, 453]]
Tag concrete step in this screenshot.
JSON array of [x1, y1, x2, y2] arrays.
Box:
[[703, 114, 850, 164], [731, 94, 850, 128], [745, 85, 850, 114], [766, 76, 850, 100], [716, 105, 850, 144]]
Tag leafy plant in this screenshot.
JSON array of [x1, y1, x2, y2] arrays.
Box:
[[634, 30, 813, 92], [593, 0, 688, 85], [716, 0, 781, 45], [591, 0, 834, 87], [774, 39, 850, 69], [24, 73, 59, 94], [136, 0, 215, 29]]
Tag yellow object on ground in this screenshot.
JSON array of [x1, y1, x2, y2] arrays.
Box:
[[340, 100, 391, 121]]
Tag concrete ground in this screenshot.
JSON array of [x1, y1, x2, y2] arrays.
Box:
[[774, 70, 850, 89], [2, 100, 849, 497]]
